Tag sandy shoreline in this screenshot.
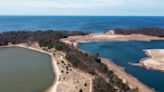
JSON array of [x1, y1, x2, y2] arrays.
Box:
[[0, 43, 93, 92], [0, 44, 59, 92], [77, 47, 155, 92], [61, 33, 162, 92], [1, 32, 164, 92], [132, 49, 164, 72], [61, 32, 164, 46], [101, 58, 155, 92]]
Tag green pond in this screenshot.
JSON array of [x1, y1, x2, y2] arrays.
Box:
[[0, 47, 55, 92]]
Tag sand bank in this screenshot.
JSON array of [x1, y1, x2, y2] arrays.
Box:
[[1, 43, 92, 92], [101, 58, 155, 92], [134, 49, 164, 72], [61, 33, 162, 92], [61, 32, 164, 47]]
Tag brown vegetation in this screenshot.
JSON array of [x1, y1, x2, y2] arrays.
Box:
[[112, 28, 164, 37], [0, 30, 138, 92]]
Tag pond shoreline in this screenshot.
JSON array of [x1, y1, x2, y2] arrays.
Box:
[[1, 32, 164, 92], [1, 43, 93, 92], [0, 44, 59, 92]]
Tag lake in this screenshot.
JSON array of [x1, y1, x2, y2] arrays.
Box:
[[79, 40, 164, 92], [0, 47, 54, 92]]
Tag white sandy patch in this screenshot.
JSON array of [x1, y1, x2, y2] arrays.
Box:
[[141, 49, 164, 71]]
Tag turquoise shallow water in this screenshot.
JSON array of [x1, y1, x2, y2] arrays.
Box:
[[0, 47, 54, 92], [79, 40, 164, 92]]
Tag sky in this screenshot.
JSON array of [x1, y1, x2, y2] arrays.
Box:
[[0, 0, 164, 16]]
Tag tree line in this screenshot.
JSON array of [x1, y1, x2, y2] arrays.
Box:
[[112, 28, 164, 37], [0, 30, 138, 92]]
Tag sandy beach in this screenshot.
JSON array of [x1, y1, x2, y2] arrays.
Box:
[[0, 44, 60, 92], [4, 43, 92, 92], [61, 32, 164, 47], [61, 33, 164, 92], [132, 49, 164, 72], [101, 58, 154, 92], [1, 32, 164, 92]]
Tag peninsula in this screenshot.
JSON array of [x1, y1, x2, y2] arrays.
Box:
[[62, 28, 164, 92], [133, 49, 164, 72], [0, 30, 137, 92], [1, 28, 164, 92]]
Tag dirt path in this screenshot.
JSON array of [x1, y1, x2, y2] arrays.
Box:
[[2, 44, 92, 92], [61, 33, 161, 92], [53, 51, 93, 92]]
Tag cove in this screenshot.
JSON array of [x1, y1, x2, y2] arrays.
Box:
[[0, 47, 54, 92], [79, 40, 164, 92]]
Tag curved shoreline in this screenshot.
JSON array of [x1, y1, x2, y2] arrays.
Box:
[[131, 49, 164, 72], [0, 44, 59, 92], [77, 46, 155, 92], [1, 32, 163, 92], [61, 33, 162, 92], [17, 45, 60, 92], [0, 43, 154, 92], [6, 43, 93, 92], [9, 43, 93, 92], [100, 58, 155, 92]]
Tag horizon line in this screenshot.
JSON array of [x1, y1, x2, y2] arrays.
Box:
[[0, 15, 164, 17]]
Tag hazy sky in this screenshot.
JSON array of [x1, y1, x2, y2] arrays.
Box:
[[0, 0, 164, 16]]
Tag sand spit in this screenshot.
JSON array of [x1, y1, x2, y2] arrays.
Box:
[[61, 33, 163, 92], [101, 58, 155, 92], [2, 32, 163, 92], [0, 43, 92, 92], [61, 32, 164, 47], [135, 49, 164, 72]]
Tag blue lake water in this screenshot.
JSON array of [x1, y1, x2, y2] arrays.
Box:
[[79, 40, 164, 92], [1, 16, 164, 32]]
